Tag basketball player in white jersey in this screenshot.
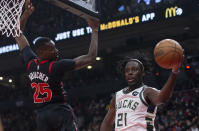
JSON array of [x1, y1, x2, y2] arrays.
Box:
[[100, 56, 184, 131]]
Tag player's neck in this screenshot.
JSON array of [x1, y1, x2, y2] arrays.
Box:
[[38, 56, 51, 61], [128, 82, 144, 91], [39, 56, 47, 61]]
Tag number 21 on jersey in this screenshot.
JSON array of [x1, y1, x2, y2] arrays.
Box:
[[117, 113, 127, 127], [31, 83, 52, 103]]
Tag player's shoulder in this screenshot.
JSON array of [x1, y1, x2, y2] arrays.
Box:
[[21, 46, 37, 62], [115, 87, 128, 95], [115, 89, 122, 94], [52, 59, 75, 66], [144, 85, 160, 95]]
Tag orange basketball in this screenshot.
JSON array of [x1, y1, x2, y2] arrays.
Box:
[[154, 39, 183, 69]]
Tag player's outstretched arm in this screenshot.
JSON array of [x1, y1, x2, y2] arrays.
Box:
[[15, 0, 34, 51], [73, 19, 99, 70], [144, 55, 184, 105], [100, 97, 115, 131]]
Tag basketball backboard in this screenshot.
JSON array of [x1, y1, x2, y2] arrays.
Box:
[[44, 0, 100, 21]]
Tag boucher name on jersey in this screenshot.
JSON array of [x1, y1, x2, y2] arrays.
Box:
[[29, 71, 49, 82]]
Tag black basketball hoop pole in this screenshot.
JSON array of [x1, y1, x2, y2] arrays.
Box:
[[44, 0, 100, 21]]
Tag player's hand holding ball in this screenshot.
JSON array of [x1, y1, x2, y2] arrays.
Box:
[[172, 51, 184, 74], [154, 39, 184, 74]]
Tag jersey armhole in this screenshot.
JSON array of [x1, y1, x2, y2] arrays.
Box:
[[27, 60, 32, 71], [139, 86, 149, 107], [49, 61, 55, 75]]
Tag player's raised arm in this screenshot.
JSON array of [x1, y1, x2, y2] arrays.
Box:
[[15, 0, 34, 51], [144, 55, 184, 105], [100, 97, 116, 131], [73, 19, 99, 70]]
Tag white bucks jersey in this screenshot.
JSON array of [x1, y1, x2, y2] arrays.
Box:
[[115, 85, 157, 131]]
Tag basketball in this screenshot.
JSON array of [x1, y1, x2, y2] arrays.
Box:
[[154, 39, 183, 69]]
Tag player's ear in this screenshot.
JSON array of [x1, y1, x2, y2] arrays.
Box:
[[35, 48, 41, 54], [142, 70, 145, 76], [142, 66, 145, 76]]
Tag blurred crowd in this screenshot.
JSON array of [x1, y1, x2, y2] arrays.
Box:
[[156, 89, 199, 131], [1, 109, 36, 131]]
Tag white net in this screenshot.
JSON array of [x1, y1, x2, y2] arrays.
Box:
[[0, 0, 25, 37]]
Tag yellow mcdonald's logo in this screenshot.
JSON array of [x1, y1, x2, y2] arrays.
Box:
[[165, 6, 178, 18]]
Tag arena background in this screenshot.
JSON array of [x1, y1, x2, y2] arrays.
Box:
[[0, 0, 199, 130]]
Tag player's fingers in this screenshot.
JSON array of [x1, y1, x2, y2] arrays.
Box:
[[179, 49, 184, 65], [181, 55, 185, 64], [86, 19, 92, 24], [25, 0, 30, 8], [178, 55, 184, 69], [31, 6, 35, 12], [87, 18, 98, 24], [87, 19, 100, 30], [30, 3, 34, 8], [87, 20, 94, 29]]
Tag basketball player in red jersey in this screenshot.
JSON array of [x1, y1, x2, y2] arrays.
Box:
[[100, 56, 184, 131], [14, 0, 99, 131]]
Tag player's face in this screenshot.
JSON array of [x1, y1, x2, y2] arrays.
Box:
[[124, 61, 143, 87], [45, 41, 59, 60]]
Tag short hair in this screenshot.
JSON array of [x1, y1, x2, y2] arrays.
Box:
[[117, 56, 152, 76], [33, 37, 52, 51]]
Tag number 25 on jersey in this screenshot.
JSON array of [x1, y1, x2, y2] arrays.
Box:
[[31, 83, 52, 103]]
